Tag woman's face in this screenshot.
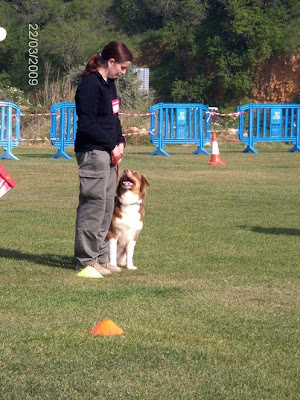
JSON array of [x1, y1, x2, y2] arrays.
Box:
[[107, 60, 131, 80]]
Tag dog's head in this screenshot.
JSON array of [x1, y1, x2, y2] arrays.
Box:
[[117, 169, 149, 201]]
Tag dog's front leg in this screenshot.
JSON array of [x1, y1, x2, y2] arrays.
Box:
[[108, 238, 118, 266], [126, 240, 137, 270]]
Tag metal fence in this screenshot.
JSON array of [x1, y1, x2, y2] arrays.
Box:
[[149, 103, 211, 156], [0, 101, 21, 160], [1, 100, 299, 160], [49, 102, 77, 160], [237, 103, 300, 153]]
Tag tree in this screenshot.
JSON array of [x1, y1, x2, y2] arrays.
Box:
[[0, 0, 299, 106], [135, 0, 208, 101]]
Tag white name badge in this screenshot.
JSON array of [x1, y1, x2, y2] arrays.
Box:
[[111, 99, 120, 114]]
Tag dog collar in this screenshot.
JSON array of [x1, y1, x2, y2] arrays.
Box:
[[117, 198, 142, 206]]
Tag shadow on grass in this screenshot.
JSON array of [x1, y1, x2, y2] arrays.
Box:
[[17, 153, 54, 159], [0, 247, 74, 269], [19, 153, 75, 160], [239, 226, 300, 236]]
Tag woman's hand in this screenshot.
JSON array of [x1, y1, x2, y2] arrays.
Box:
[[117, 142, 125, 154], [111, 143, 124, 165]]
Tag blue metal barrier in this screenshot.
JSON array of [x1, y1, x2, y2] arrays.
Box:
[[50, 102, 76, 159], [237, 103, 300, 153], [149, 103, 211, 156], [0, 101, 21, 160]]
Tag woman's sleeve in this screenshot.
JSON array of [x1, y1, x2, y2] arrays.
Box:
[[116, 117, 126, 146]]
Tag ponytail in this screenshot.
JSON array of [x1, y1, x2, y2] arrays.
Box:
[[81, 54, 102, 79]]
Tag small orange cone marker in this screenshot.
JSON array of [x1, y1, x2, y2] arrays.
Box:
[[208, 133, 227, 166], [89, 319, 125, 336]]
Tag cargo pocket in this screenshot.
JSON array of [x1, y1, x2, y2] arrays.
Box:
[[78, 169, 106, 200], [78, 169, 105, 179]]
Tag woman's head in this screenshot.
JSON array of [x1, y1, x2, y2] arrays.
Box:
[[100, 41, 133, 64], [81, 41, 133, 79]]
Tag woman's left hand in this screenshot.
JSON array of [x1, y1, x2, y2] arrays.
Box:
[[111, 144, 124, 165]]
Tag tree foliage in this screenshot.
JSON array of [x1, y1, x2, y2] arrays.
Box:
[[0, 0, 299, 107]]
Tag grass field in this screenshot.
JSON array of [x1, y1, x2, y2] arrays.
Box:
[[0, 143, 299, 399]]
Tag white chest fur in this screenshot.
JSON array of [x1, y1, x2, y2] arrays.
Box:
[[115, 192, 143, 245], [109, 188, 147, 270]]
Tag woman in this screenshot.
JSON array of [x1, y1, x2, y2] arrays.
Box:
[[74, 41, 133, 275]]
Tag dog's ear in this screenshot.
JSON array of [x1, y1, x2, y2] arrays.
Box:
[[140, 175, 150, 192]]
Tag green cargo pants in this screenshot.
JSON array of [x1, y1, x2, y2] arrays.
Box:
[[74, 150, 117, 268]]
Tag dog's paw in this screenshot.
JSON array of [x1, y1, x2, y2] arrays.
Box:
[[127, 265, 137, 270]]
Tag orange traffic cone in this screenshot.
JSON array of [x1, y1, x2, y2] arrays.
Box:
[[89, 319, 125, 336], [208, 133, 227, 166]]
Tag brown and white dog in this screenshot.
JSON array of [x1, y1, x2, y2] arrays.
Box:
[[107, 169, 149, 270]]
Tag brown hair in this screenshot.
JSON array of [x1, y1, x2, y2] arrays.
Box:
[[81, 41, 133, 79]]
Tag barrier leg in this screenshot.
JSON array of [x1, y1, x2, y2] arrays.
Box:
[[150, 132, 169, 156], [289, 109, 300, 151], [242, 106, 258, 153], [193, 111, 211, 155], [289, 130, 300, 152], [150, 110, 170, 156], [0, 149, 19, 160], [51, 107, 72, 160], [192, 146, 210, 155], [242, 144, 259, 154], [151, 146, 170, 157], [289, 144, 300, 152], [51, 148, 72, 160]]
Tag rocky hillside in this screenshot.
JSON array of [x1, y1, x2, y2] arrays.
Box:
[[252, 54, 300, 103]]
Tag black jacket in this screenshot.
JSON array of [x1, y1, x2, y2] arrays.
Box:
[[74, 71, 125, 153]]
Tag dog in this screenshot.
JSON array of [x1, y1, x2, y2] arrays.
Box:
[[107, 169, 149, 270]]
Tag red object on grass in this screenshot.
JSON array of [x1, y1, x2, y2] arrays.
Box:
[[0, 164, 16, 198]]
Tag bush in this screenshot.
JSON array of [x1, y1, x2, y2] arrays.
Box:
[[0, 85, 32, 107]]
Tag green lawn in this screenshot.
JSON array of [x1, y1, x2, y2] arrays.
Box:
[[0, 144, 299, 399]]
